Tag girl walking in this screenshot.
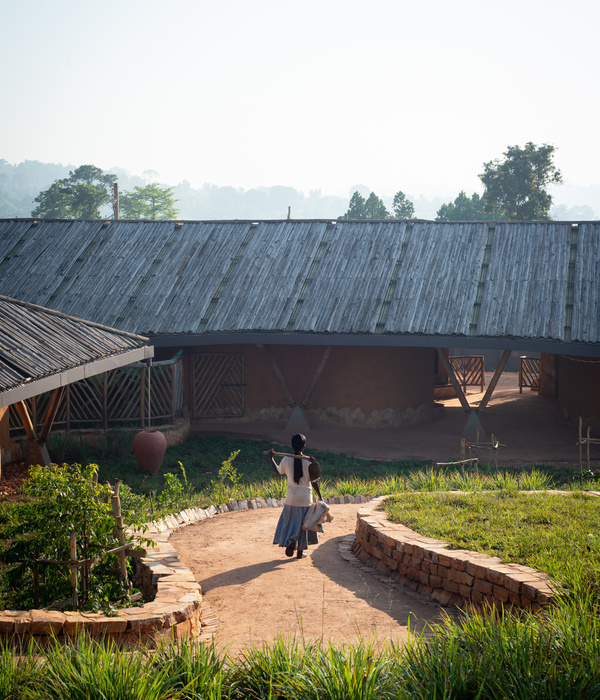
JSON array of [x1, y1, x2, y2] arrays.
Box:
[[267, 433, 322, 559]]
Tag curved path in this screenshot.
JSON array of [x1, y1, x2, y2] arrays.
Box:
[[170, 503, 448, 655]]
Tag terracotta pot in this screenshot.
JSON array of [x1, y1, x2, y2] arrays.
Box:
[[133, 429, 167, 475]]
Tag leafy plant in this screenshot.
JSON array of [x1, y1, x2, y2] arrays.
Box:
[[0, 463, 144, 611]]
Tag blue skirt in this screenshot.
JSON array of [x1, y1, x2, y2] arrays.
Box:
[[273, 505, 319, 552]]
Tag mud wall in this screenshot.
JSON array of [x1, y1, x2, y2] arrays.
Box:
[[557, 355, 600, 431], [183, 344, 437, 427]]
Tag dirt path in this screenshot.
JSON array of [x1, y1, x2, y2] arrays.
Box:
[[170, 503, 448, 655]]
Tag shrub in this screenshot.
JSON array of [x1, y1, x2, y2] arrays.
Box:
[[0, 463, 144, 611]]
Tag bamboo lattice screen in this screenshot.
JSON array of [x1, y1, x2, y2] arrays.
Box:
[[9, 354, 184, 438]]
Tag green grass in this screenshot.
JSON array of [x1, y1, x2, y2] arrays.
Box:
[[384, 490, 600, 591], [43, 432, 600, 523]]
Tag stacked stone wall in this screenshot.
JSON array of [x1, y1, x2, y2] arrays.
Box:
[[353, 497, 557, 610]]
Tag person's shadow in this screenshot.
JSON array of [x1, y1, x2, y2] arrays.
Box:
[[199, 557, 297, 592]]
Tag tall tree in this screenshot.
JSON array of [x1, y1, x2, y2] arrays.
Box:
[[479, 142, 562, 220], [339, 191, 367, 219], [391, 190, 415, 219], [340, 190, 390, 219], [31, 165, 117, 219], [120, 183, 179, 220], [364, 192, 389, 219], [435, 191, 490, 221]]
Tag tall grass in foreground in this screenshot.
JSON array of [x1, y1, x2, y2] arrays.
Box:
[[396, 593, 600, 699], [2, 605, 599, 700]]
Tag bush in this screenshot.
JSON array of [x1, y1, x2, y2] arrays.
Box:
[[0, 463, 145, 611]]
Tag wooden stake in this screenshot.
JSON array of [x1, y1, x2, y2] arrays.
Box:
[[70, 532, 78, 610], [112, 480, 128, 583], [587, 426, 591, 471], [579, 416, 583, 475]]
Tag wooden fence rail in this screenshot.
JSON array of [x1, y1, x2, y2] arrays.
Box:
[[9, 354, 184, 439]]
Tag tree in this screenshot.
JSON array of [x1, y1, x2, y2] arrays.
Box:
[[31, 165, 117, 219], [391, 190, 415, 219], [339, 191, 367, 219], [339, 190, 389, 219], [364, 192, 389, 219], [435, 191, 490, 221], [479, 142, 562, 220], [120, 183, 179, 220]]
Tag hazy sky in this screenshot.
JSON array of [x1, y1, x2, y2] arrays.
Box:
[[2, 0, 598, 200]]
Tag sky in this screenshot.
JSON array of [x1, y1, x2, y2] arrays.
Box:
[[2, 0, 599, 202]]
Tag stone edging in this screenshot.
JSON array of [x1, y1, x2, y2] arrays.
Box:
[[352, 496, 559, 610], [0, 495, 373, 644]]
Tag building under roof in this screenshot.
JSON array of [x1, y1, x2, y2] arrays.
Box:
[[0, 218, 598, 434]]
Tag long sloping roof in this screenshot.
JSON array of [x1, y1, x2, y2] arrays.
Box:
[[0, 294, 153, 407], [0, 218, 598, 356]]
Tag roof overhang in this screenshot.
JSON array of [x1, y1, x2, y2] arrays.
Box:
[[149, 332, 600, 358], [0, 346, 154, 408]]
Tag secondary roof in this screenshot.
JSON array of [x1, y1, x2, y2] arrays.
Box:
[[0, 294, 153, 407]]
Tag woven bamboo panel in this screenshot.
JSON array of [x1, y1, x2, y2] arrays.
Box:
[[192, 353, 244, 418], [8, 356, 184, 438], [449, 356, 485, 392]]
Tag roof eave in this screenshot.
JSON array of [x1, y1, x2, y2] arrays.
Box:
[[147, 332, 600, 358], [0, 345, 154, 408]]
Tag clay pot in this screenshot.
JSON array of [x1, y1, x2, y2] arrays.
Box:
[[133, 429, 167, 475]]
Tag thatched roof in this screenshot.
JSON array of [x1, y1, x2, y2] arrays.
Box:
[[0, 294, 152, 407], [0, 218, 598, 356]]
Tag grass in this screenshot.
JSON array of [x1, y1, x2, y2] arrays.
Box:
[[383, 490, 600, 591], [3, 433, 600, 698], [79, 433, 599, 523]]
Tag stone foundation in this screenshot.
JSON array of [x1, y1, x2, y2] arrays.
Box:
[[244, 403, 444, 427], [353, 497, 558, 610]]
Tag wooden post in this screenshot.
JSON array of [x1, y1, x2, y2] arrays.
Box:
[[112, 480, 128, 583], [300, 346, 332, 408], [113, 182, 119, 220], [70, 532, 79, 610], [587, 426, 591, 471], [436, 348, 471, 413], [477, 349, 511, 414], [140, 365, 146, 428], [579, 416, 583, 475], [265, 345, 296, 407], [66, 385, 71, 431], [103, 372, 108, 431], [14, 400, 51, 466]]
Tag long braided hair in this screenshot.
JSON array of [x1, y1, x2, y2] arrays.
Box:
[[291, 433, 306, 485]]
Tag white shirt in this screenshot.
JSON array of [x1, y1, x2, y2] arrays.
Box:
[[277, 456, 314, 507]]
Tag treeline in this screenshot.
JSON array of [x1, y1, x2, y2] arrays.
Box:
[[1, 146, 598, 222], [340, 143, 574, 222]]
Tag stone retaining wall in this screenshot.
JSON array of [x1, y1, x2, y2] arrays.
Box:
[[352, 496, 558, 610], [0, 494, 372, 646]]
